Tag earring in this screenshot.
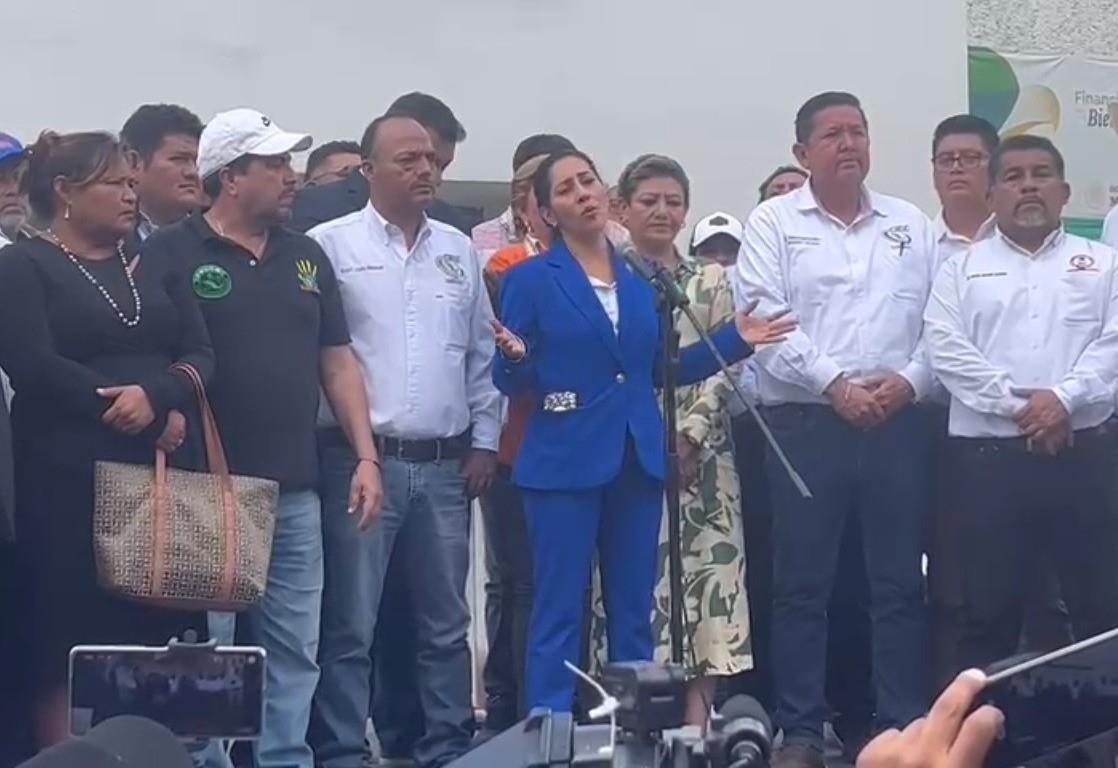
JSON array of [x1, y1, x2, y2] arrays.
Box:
[[64, 204, 71, 221]]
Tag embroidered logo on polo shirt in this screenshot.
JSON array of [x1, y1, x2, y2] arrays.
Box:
[[192, 264, 232, 300], [296, 260, 321, 293], [883, 225, 913, 257], [436, 253, 467, 285], [1069, 254, 1098, 272]]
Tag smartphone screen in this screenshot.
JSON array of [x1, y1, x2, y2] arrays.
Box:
[[981, 627, 1118, 767], [69, 645, 265, 739]]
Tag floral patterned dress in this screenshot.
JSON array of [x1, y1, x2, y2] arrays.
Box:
[[590, 259, 752, 678]]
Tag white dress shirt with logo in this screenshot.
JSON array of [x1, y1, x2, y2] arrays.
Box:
[[309, 202, 501, 450], [924, 228, 1118, 438], [734, 183, 938, 406]]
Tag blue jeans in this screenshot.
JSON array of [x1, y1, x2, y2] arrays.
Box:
[[311, 429, 474, 768], [764, 405, 928, 751], [208, 490, 324, 768]]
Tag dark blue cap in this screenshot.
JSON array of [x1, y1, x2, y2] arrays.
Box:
[[0, 132, 24, 165]]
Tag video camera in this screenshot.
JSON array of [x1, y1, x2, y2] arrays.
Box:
[[449, 661, 773, 768]]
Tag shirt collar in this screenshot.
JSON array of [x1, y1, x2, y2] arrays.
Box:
[[995, 225, 1066, 259], [793, 182, 884, 223], [186, 211, 287, 250], [364, 201, 431, 250], [136, 209, 158, 241], [934, 211, 996, 245]]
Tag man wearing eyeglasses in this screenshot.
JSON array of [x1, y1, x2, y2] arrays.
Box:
[[931, 115, 999, 260], [926, 115, 997, 690]]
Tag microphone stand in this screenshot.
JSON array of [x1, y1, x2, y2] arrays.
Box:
[[652, 278, 686, 665], [634, 253, 812, 665]]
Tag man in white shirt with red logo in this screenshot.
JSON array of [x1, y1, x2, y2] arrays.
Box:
[[735, 92, 936, 768], [925, 134, 1118, 674]]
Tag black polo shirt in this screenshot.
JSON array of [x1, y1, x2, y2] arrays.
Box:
[[143, 213, 350, 491]]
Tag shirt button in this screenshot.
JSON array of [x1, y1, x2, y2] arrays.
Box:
[[249, 259, 257, 267], [615, 373, 625, 383]]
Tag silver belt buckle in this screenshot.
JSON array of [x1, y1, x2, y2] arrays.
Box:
[[543, 391, 578, 412]]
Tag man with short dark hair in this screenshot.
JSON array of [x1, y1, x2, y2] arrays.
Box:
[[926, 114, 999, 687], [925, 135, 1118, 673], [736, 91, 935, 768], [144, 107, 383, 768], [309, 114, 499, 768], [121, 104, 204, 240], [304, 140, 362, 188], [290, 93, 476, 235]]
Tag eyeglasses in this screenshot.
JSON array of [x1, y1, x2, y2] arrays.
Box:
[[933, 152, 989, 171]]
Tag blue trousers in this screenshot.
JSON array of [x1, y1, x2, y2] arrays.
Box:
[[310, 429, 474, 768], [207, 489, 324, 768], [521, 443, 663, 712], [764, 404, 928, 751]]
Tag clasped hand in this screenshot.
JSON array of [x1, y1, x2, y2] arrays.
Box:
[[97, 384, 155, 435], [827, 373, 914, 430], [1011, 387, 1071, 455]]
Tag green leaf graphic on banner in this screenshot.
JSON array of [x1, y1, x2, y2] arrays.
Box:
[[968, 46, 1019, 130]]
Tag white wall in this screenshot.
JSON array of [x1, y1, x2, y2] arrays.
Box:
[[969, 0, 1118, 57], [8, 0, 967, 221]]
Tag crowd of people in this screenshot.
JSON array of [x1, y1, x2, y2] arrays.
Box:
[[0, 85, 1117, 768]]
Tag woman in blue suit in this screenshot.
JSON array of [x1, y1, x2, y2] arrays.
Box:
[[491, 149, 794, 711]]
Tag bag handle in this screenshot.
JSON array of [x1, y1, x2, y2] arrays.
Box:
[[150, 362, 239, 602]]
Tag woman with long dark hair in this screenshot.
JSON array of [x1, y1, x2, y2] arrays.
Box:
[[491, 148, 794, 711]]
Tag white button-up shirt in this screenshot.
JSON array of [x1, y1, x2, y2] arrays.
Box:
[[309, 203, 501, 450], [934, 211, 995, 264], [924, 228, 1118, 438], [734, 183, 938, 406], [1103, 204, 1118, 249]]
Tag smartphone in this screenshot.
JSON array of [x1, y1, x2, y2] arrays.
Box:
[[69, 644, 266, 740], [980, 626, 1118, 767]]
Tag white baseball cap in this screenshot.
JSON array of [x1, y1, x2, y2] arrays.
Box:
[[197, 108, 312, 180], [690, 211, 744, 251]]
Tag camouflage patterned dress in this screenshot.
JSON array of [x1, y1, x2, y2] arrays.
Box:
[[590, 259, 752, 677]]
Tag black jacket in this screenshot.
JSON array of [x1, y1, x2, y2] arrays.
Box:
[[290, 168, 480, 236]]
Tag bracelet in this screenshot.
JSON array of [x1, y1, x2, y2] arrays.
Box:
[[357, 457, 382, 469]]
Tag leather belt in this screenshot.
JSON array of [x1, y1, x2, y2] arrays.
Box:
[[376, 431, 471, 463]]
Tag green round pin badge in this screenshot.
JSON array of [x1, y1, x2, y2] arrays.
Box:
[[192, 264, 232, 300]]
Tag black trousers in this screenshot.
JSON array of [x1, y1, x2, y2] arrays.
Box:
[[727, 412, 874, 738], [479, 466, 533, 730], [0, 539, 33, 768], [948, 424, 1118, 672]]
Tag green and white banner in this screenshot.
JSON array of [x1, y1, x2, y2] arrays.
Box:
[[968, 48, 1118, 239]]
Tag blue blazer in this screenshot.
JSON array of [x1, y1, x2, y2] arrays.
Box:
[[493, 240, 752, 491]]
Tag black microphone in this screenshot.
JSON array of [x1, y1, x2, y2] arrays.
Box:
[[720, 695, 773, 768], [620, 246, 690, 309]]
